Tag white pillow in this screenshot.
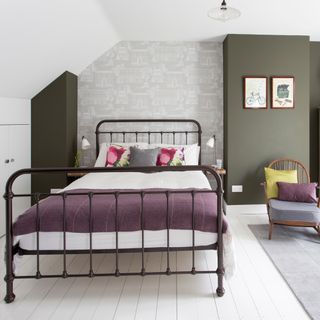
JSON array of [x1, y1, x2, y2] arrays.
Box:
[[149, 143, 200, 165], [185, 144, 201, 165], [94, 142, 149, 167]]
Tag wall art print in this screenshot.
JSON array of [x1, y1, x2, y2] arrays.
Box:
[[243, 77, 267, 109], [271, 76, 295, 109]]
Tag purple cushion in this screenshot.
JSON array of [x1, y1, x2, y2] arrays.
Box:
[[277, 182, 317, 203]]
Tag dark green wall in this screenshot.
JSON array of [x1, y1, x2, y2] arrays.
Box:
[[31, 71, 77, 194], [310, 42, 320, 183], [224, 35, 310, 205]]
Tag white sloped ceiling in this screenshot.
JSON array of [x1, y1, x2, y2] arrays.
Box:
[[1, 0, 320, 98], [0, 0, 120, 98]]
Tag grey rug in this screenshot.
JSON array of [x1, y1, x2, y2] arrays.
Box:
[[249, 224, 320, 320]]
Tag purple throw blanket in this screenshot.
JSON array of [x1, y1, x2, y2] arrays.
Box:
[[13, 189, 227, 236]]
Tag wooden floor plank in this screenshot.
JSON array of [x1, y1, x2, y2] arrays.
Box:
[[134, 252, 162, 320], [49, 254, 105, 320], [70, 254, 115, 320], [205, 250, 240, 320], [227, 215, 283, 320], [91, 253, 134, 320], [155, 252, 177, 320], [113, 253, 144, 320], [227, 262, 262, 320], [176, 251, 220, 320], [28, 254, 91, 320]]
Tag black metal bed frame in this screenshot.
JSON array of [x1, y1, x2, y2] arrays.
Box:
[[4, 119, 225, 304], [95, 118, 202, 164]]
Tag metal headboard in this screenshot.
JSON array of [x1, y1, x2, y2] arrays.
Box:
[[95, 119, 202, 164]]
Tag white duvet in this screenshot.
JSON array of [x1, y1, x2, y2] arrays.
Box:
[[16, 171, 235, 278], [63, 171, 211, 191]]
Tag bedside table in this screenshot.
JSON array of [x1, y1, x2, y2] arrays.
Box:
[[215, 167, 226, 215], [66, 171, 87, 184], [205, 165, 226, 177], [214, 167, 226, 176], [211, 166, 226, 191]]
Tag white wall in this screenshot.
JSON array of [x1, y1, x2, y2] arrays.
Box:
[[0, 97, 30, 124]]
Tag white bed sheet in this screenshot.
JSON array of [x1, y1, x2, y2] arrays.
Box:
[[17, 230, 217, 251]]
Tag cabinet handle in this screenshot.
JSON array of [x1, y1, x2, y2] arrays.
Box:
[[10, 159, 15, 162], [5, 159, 9, 164]]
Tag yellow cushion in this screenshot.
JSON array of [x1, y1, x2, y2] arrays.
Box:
[[264, 167, 298, 199]]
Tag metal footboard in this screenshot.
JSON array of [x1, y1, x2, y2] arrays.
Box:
[[4, 165, 225, 303]]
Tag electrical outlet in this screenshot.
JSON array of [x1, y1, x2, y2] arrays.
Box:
[[232, 185, 243, 193]]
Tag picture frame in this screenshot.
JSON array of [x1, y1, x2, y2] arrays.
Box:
[[271, 76, 295, 109], [243, 76, 268, 109]]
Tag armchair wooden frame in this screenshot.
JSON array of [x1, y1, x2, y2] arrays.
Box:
[[262, 158, 320, 240]]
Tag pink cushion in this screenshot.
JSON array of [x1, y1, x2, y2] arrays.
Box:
[[156, 147, 184, 166], [277, 182, 317, 203], [105, 145, 129, 167]]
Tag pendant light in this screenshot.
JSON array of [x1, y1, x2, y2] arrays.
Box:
[[208, 0, 241, 22]]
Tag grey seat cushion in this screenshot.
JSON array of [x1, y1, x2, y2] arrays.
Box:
[[269, 199, 320, 223]]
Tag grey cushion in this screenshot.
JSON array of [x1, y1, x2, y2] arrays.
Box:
[[129, 147, 159, 167], [269, 199, 320, 223]]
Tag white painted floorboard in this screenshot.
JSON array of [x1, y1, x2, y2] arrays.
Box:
[[0, 214, 310, 320]]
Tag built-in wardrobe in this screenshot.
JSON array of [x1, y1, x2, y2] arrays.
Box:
[[0, 98, 31, 237]]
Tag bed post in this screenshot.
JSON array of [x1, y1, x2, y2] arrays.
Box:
[[4, 184, 15, 303], [216, 174, 225, 297]]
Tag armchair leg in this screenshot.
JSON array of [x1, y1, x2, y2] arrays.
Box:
[[268, 223, 273, 240]]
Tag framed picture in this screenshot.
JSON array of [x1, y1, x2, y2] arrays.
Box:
[[271, 77, 295, 109], [243, 77, 268, 109]]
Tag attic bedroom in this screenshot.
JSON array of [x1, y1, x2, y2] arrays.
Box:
[[0, 1, 320, 319]]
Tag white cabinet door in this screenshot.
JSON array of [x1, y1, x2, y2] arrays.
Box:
[[0, 126, 9, 237], [8, 125, 31, 222], [0, 125, 31, 237]]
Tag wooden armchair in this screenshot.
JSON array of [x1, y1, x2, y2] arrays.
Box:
[[263, 158, 320, 239]]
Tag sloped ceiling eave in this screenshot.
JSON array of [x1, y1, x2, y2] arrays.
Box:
[[0, 0, 121, 99]]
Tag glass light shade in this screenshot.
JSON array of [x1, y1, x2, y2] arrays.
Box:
[[206, 136, 215, 148], [81, 136, 91, 150], [208, 2, 241, 22]]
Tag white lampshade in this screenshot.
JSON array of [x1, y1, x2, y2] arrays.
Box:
[[81, 136, 91, 150], [208, 0, 241, 22], [206, 136, 216, 148]]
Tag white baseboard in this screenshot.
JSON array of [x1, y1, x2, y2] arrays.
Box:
[[225, 203, 267, 215]]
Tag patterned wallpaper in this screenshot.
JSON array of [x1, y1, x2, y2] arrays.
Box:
[[78, 41, 223, 166]]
